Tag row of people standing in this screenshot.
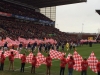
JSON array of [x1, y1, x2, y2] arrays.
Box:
[[20, 41, 77, 52], [1, 41, 77, 53], [1, 51, 100, 75], [18, 42, 66, 52], [0, 52, 74, 75], [1, 42, 60, 52]]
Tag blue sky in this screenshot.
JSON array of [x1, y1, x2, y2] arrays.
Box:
[[56, 0, 100, 33]]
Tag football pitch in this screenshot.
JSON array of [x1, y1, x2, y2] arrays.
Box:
[[0, 44, 100, 75]]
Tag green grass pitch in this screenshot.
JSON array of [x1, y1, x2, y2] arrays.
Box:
[[0, 44, 100, 75]]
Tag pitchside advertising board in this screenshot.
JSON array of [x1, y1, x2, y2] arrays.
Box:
[[88, 37, 93, 40], [0, 11, 54, 25], [0, 11, 12, 17]]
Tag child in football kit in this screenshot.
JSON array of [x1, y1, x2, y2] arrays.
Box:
[[0, 52, 5, 71], [9, 51, 15, 71], [20, 53, 26, 72], [46, 54, 52, 75], [60, 55, 67, 75], [67, 56, 75, 75], [31, 55, 37, 74], [97, 59, 100, 75], [81, 58, 88, 75]]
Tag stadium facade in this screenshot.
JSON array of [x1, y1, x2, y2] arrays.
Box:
[[40, 6, 56, 26]]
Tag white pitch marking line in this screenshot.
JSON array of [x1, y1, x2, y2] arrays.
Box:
[[15, 60, 59, 71]]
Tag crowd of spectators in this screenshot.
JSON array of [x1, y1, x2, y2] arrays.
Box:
[[0, 1, 83, 43], [0, 1, 52, 21], [0, 16, 79, 42]]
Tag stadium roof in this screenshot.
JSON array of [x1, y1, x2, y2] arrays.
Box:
[[96, 10, 100, 15], [3, 0, 86, 8]]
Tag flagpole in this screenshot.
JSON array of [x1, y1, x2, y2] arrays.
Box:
[[81, 23, 84, 39], [82, 23, 84, 33]]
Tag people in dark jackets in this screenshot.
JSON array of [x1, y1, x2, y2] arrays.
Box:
[[3, 42, 8, 52], [18, 42, 23, 53], [89, 41, 92, 47], [39, 43, 42, 52], [32, 43, 35, 53], [45, 43, 48, 53], [51, 44, 54, 50], [61, 42, 65, 51], [19, 42, 23, 49], [47, 43, 51, 52], [34, 42, 37, 52], [27, 42, 31, 51], [56, 43, 59, 51], [69, 42, 73, 50], [42, 43, 45, 52]]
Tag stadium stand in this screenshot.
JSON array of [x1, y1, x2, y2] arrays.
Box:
[[0, 1, 52, 21], [0, 15, 97, 43], [96, 10, 100, 15], [1, 0, 96, 43], [0, 16, 68, 42]]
